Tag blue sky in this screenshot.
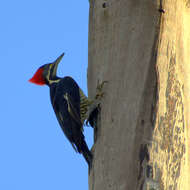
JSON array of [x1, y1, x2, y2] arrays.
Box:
[[0, 1, 92, 189]]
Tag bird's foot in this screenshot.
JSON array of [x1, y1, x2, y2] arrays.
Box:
[[86, 80, 108, 127], [95, 80, 108, 100], [85, 100, 100, 127]]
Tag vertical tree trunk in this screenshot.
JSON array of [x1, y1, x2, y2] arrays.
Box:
[[88, 0, 190, 189]]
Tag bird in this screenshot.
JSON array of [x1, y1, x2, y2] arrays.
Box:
[[29, 53, 92, 166]]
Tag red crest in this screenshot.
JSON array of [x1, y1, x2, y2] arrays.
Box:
[[29, 67, 46, 85]]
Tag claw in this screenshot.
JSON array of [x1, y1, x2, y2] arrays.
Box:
[[96, 80, 108, 92], [86, 80, 108, 127], [95, 80, 108, 100], [85, 99, 100, 126], [95, 92, 105, 99]]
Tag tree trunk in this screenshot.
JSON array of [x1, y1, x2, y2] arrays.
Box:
[[88, 0, 190, 189]]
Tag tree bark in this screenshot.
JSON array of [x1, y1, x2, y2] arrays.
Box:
[[88, 0, 190, 189]]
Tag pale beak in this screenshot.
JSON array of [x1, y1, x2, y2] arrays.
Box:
[[52, 52, 65, 76]]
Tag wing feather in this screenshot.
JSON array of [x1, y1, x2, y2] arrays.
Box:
[[63, 93, 83, 131]]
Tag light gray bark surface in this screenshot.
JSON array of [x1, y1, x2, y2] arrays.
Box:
[[88, 1, 160, 189], [88, 0, 190, 189]]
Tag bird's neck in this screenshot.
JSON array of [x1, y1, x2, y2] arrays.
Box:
[[46, 76, 61, 86]]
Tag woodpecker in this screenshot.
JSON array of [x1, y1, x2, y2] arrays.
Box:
[[29, 53, 92, 166]]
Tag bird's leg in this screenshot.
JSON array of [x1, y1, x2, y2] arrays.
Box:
[[95, 80, 108, 100], [86, 80, 108, 127]]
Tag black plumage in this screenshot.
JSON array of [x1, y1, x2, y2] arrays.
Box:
[[50, 77, 92, 166], [29, 53, 92, 167]]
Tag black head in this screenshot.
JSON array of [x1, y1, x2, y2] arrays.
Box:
[[29, 52, 64, 85]]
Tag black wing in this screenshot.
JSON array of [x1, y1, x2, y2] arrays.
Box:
[[50, 77, 83, 152], [63, 92, 83, 128]]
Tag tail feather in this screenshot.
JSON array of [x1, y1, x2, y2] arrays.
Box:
[[72, 126, 93, 167], [81, 140, 93, 167]]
